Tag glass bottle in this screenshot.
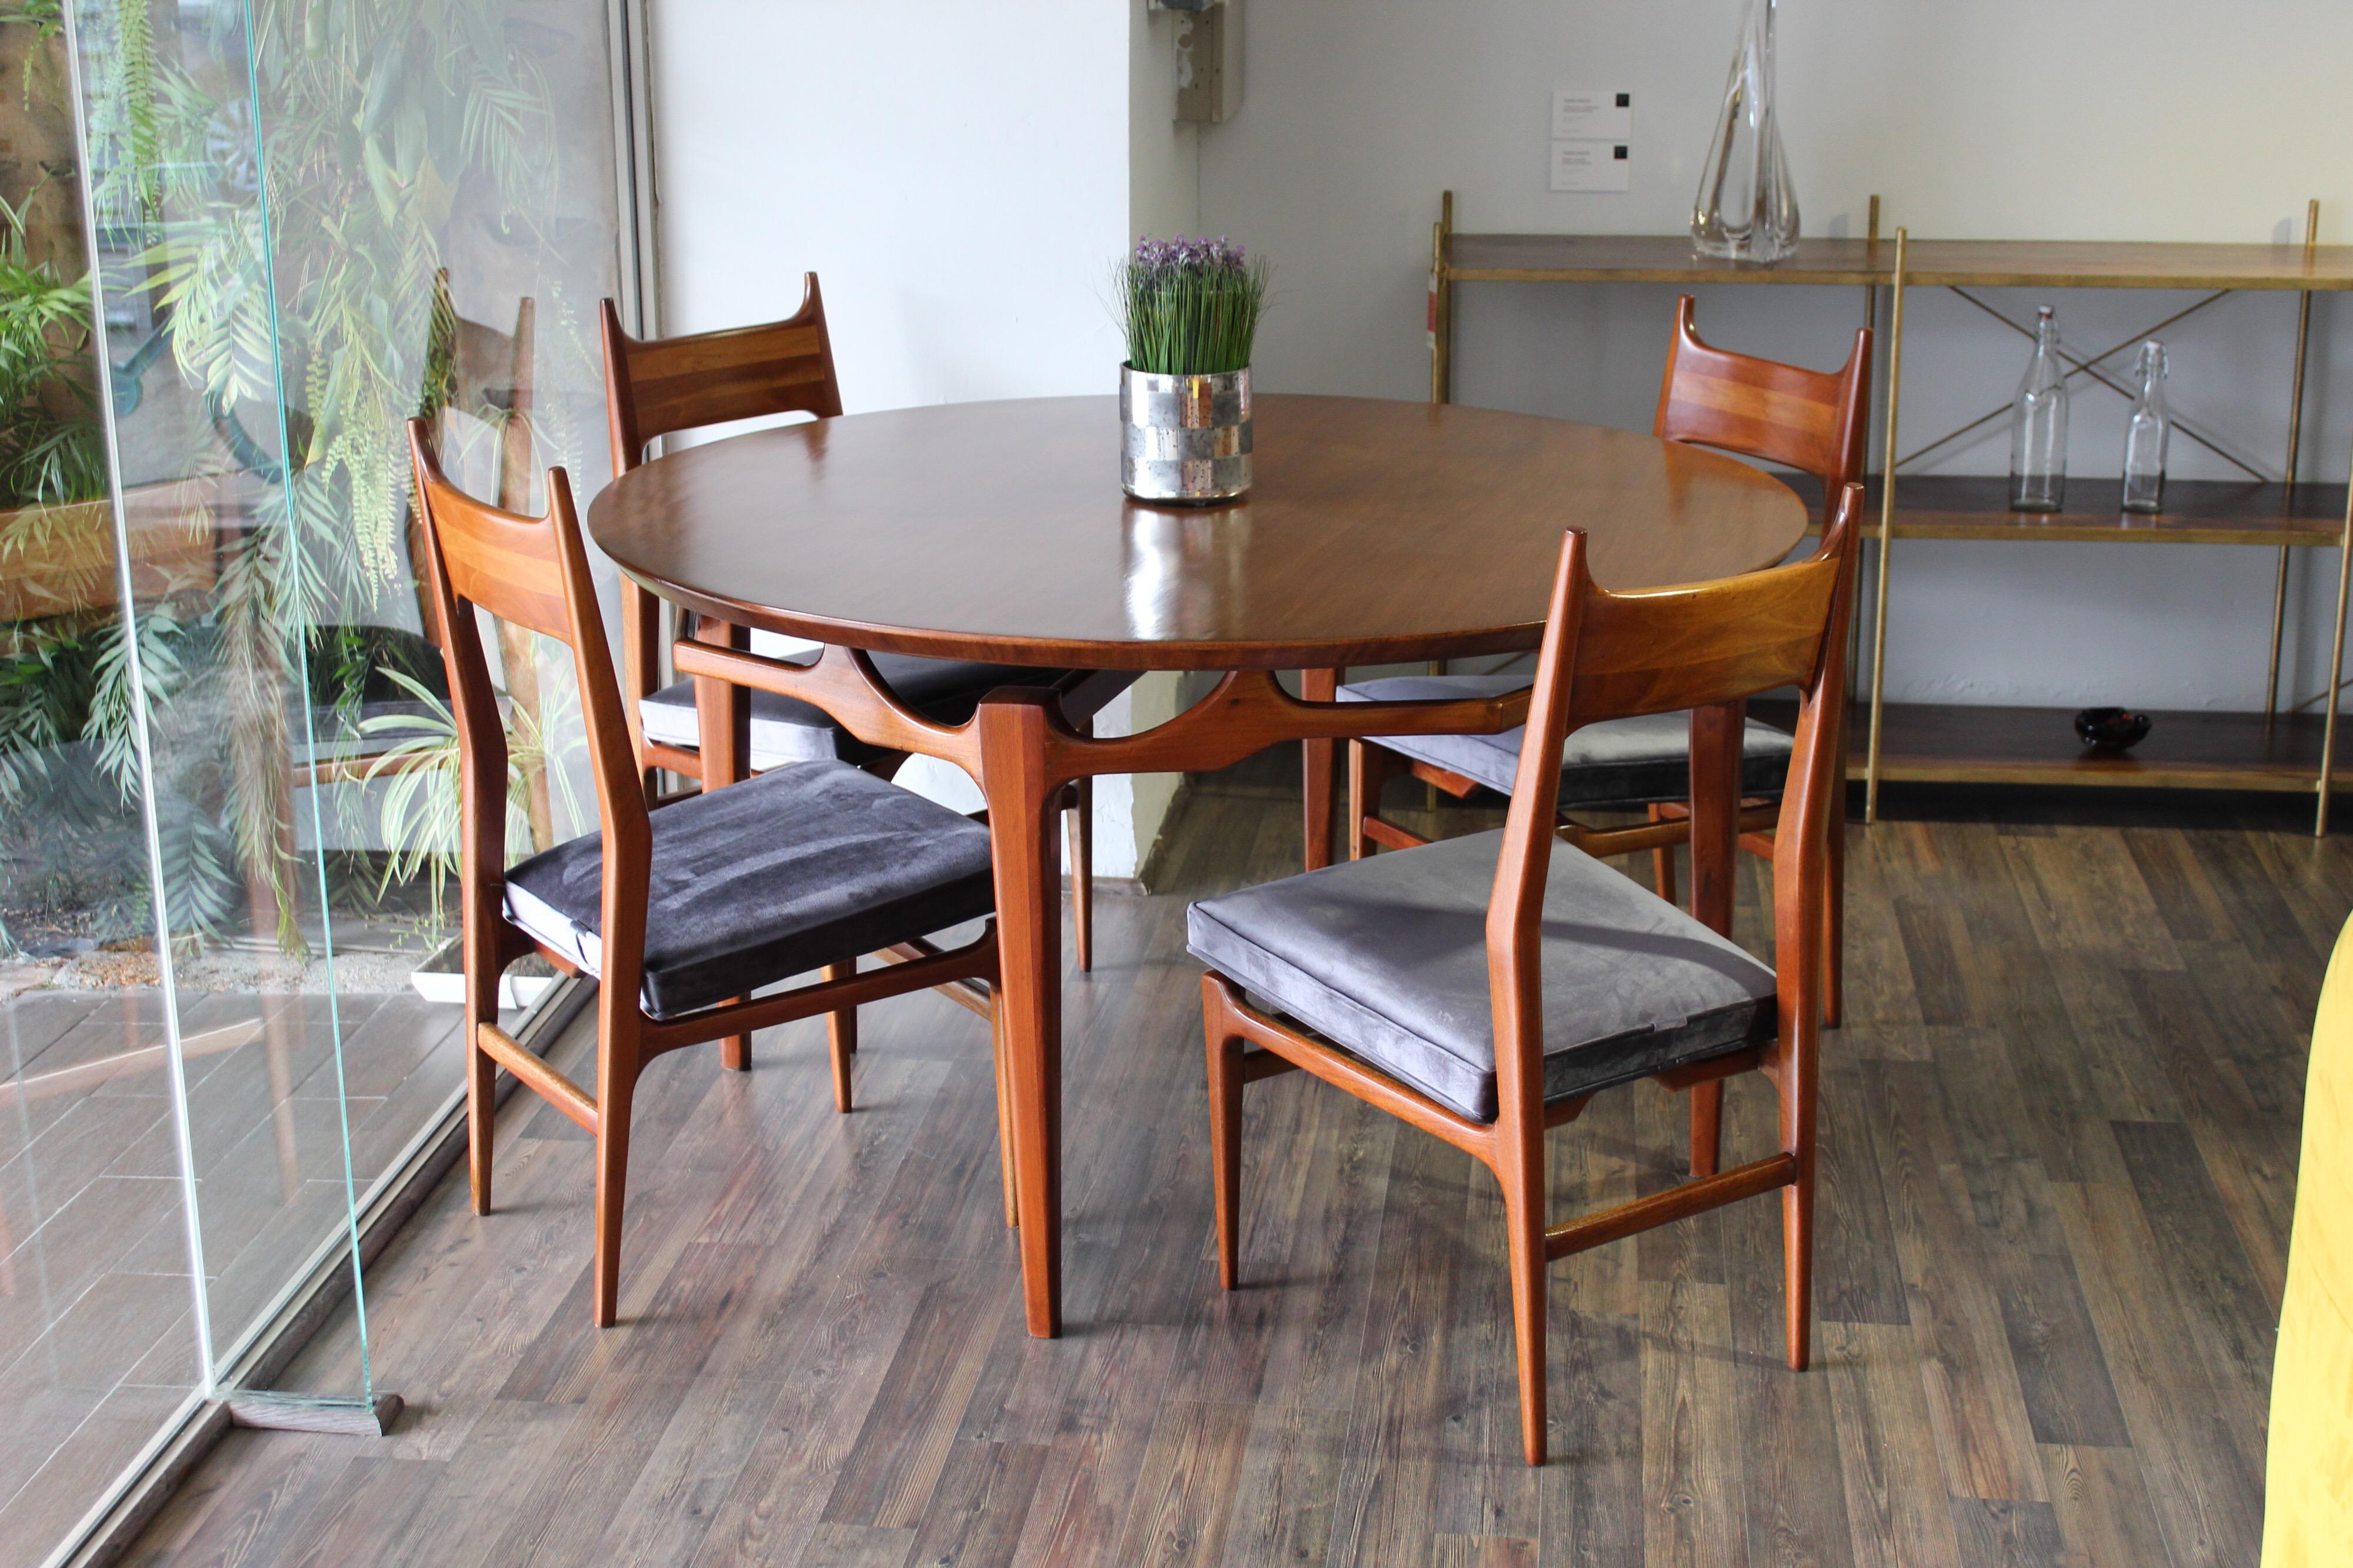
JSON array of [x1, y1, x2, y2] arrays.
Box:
[[2121, 340, 2170, 513], [2009, 306, 2069, 513], [1691, 0, 1799, 263]]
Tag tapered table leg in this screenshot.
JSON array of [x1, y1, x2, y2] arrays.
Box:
[[694, 618, 755, 1071], [977, 693, 1067, 1337], [1301, 668, 1338, 870]]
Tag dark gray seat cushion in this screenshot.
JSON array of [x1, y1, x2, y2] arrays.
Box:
[[642, 654, 1134, 770], [1337, 673, 1794, 807], [504, 759, 995, 1019], [1187, 829, 1776, 1123]]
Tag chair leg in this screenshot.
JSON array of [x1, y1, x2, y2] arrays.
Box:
[[1348, 739, 1402, 860], [592, 1037, 640, 1329], [1068, 777, 1094, 974], [1204, 983, 1245, 1290], [1784, 1162, 1816, 1372], [1824, 766, 1848, 1030], [824, 962, 858, 1113], [1689, 1082, 1722, 1179], [1780, 1001, 1821, 1370], [466, 1022, 496, 1215], [1648, 803, 1679, 905], [463, 920, 502, 1216], [1347, 741, 1372, 860], [1499, 1163, 1549, 1466]]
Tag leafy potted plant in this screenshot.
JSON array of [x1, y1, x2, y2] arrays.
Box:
[[1115, 235, 1266, 504]]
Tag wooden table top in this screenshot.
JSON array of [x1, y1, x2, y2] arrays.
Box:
[[586, 393, 1809, 670]]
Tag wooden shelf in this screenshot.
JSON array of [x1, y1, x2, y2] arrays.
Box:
[[1784, 475, 2351, 546], [1430, 198, 2353, 826], [1447, 234, 1889, 287], [1445, 233, 2353, 292], [1901, 239, 2353, 291], [1847, 702, 2351, 793]]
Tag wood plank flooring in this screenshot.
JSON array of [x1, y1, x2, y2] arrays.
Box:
[[121, 756, 2341, 1566]]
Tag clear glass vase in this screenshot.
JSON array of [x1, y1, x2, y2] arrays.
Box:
[[1691, 0, 1800, 263]]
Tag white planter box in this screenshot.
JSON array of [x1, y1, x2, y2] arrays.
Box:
[[408, 939, 559, 1010]]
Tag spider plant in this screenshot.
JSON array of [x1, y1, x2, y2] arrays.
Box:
[[358, 665, 583, 935]]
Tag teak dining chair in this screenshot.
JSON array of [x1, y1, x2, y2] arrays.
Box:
[[1345, 296, 1870, 1024], [407, 419, 1006, 1327], [1195, 483, 1861, 1464], [599, 279, 1132, 972]]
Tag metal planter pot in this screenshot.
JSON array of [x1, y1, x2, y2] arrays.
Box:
[[1120, 365, 1252, 503]]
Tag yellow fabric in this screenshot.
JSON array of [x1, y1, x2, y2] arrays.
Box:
[[2265, 915, 2353, 1567]]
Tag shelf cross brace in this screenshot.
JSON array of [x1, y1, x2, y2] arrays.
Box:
[[1896, 288, 2263, 481]]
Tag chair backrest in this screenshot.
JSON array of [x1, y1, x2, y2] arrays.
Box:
[[598, 276, 845, 749], [438, 275, 538, 513], [1654, 295, 1871, 522], [408, 275, 537, 646], [405, 419, 652, 971], [599, 273, 844, 472], [1485, 483, 1864, 1121]]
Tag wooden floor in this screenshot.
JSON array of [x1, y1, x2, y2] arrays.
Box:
[[0, 988, 468, 1566], [122, 756, 2339, 1567]]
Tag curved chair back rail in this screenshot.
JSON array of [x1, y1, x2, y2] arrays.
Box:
[[600, 273, 843, 468], [1654, 292, 1873, 524]]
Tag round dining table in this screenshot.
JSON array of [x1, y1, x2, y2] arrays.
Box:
[[588, 392, 1809, 1337]]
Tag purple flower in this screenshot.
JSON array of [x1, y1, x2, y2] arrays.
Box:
[[1131, 232, 1247, 281]]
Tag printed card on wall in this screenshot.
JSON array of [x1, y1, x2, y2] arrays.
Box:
[[1550, 141, 1630, 193], [1552, 88, 1633, 141]]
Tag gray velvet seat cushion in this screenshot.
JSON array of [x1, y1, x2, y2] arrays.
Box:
[[1337, 673, 1794, 807], [642, 654, 1131, 770], [1187, 829, 1776, 1123], [503, 759, 995, 1019]]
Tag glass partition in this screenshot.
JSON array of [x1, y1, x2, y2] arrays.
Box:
[[1, 5, 216, 1557], [2, 1, 636, 1559]]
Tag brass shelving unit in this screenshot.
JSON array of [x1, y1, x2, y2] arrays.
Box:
[[1425, 191, 2353, 833]]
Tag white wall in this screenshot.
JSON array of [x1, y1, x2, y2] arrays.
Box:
[[1195, 0, 2353, 710], [1109, 6, 1209, 879], [652, 2, 1129, 406], [652, 1, 1207, 877]]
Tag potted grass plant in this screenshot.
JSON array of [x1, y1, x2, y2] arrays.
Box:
[[1115, 235, 1267, 503]]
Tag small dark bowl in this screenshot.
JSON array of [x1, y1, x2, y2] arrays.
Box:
[[2074, 707, 2152, 751]]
